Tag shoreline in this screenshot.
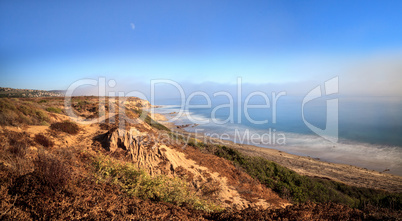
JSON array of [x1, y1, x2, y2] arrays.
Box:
[[152, 111, 402, 193]]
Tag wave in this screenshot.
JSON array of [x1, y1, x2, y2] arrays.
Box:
[[155, 105, 402, 176]]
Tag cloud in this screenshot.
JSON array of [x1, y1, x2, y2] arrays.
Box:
[[338, 51, 402, 97], [130, 23, 135, 30], [65, 49, 402, 99]]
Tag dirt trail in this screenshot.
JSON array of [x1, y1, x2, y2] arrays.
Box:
[[95, 126, 288, 209], [1, 97, 400, 220], [154, 110, 402, 193], [182, 131, 402, 193], [6, 117, 287, 210]]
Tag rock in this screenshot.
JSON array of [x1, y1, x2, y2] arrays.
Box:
[[101, 128, 168, 176], [106, 128, 130, 152]]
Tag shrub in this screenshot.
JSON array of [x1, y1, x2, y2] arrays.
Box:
[[144, 114, 170, 131], [73, 100, 89, 111], [46, 107, 62, 114], [131, 109, 170, 131], [50, 121, 79, 135], [35, 109, 49, 122], [0, 98, 17, 112], [0, 98, 50, 126], [6, 132, 30, 158], [7, 142, 28, 158], [0, 99, 18, 126], [18, 104, 35, 116], [188, 142, 402, 210], [33, 151, 71, 191], [92, 155, 220, 211], [34, 134, 54, 148], [0, 131, 33, 176]]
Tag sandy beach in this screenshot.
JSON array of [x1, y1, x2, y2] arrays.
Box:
[[154, 111, 402, 193]]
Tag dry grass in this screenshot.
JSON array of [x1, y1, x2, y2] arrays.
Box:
[[46, 107, 62, 114], [50, 121, 80, 135], [34, 134, 54, 148], [4, 131, 31, 158], [0, 131, 33, 177], [0, 98, 50, 126], [92, 154, 221, 211], [33, 151, 71, 191], [0, 97, 400, 220]]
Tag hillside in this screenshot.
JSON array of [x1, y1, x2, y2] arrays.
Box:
[[0, 87, 63, 98], [0, 96, 400, 220]]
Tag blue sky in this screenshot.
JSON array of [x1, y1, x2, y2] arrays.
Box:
[[1, 0, 402, 95]]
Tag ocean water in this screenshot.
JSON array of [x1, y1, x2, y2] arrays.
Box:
[[153, 96, 402, 176]]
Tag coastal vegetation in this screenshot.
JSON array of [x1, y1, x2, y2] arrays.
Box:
[[0, 98, 50, 126], [46, 107, 63, 114], [92, 154, 220, 211], [50, 121, 80, 135], [188, 140, 402, 211], [131, 108, 170, 131], [0, 96, 400, 220]]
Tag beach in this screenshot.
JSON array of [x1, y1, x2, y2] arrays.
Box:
[[154, 111, 402, 193]]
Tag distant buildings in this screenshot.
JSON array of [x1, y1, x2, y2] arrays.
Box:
[[0, 87, 64, 98]]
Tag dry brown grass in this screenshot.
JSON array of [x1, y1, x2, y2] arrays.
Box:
[[33, 151, 71, 191], [0, 97, 399, 220], [0, 131, 34, 179], [50, 121, 79, 135], [4, 131, 31, 158], [34, 134, 54, 148]]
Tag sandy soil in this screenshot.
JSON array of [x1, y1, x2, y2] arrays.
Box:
[[217, 139, 402, 192], [2, 113, 287, 209], [154, 113, 402, 193]]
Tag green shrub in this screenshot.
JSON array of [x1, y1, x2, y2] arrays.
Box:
[[169, 132, 185, 141], [50, 121, 79, 135], [131, 109, 170, 131], [92, 155, 220, 211], [0, 98, 17, 112], [18, 104, 35, 115], [35, 109, 49, 122], [0, 99, 50, 126], [145, 114, 170, 131], [188, 142, 402, 210], [73, 100, 90, 111], [46, 107, 62, 114]]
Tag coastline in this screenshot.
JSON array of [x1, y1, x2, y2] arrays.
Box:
[[153, 111, 402, 193]]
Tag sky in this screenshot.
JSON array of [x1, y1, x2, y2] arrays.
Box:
[[1, 0, 402, 97]]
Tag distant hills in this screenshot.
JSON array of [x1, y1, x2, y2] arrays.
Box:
[[0, 87, 65, 98]]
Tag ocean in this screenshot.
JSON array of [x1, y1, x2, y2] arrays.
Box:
[[153, 95, 402, 176]]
